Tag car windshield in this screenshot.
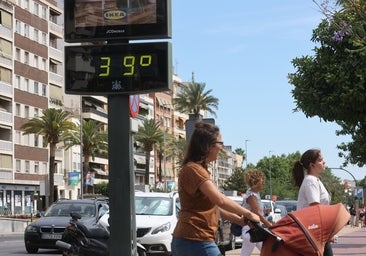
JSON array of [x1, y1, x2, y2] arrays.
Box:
[[262, 201, 272, 209], [276, 201, 297, 212], [135, 196, 173, 216], [44, 203, 96, 217]]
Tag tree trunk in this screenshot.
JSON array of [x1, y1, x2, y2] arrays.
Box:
[[158, 152, 163, 182], [49, 143, 56, 207], [83, 155, 90, 194], [188, 113, 203, 120], [144, 151, 151, 185]]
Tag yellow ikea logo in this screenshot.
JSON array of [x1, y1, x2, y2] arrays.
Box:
[[103, 10, 127, 20]]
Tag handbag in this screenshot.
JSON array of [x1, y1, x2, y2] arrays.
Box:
[[230, 222, 243, 236]]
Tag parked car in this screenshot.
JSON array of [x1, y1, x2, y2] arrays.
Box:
[[24, 198, 109, 253], [274, 203, 288, 219], [136, 191, 235, 255], [261, 199, 282, 223], [276, 199, 298, 213], [135, 191, 180, 256]]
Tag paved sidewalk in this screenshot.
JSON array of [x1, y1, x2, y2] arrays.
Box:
[[226, 225, 365, 256]]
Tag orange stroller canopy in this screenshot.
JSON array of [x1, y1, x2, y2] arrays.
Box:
[[260, 203, 350, 256]]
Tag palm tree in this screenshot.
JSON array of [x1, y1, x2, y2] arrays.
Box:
[[64, 119, 108, 194], [134, 119, 164, 185], [20, 108, 76, 206], [169, 137, 187, 175], [174, 73, 219, 118], [155, 136, 165, 183]]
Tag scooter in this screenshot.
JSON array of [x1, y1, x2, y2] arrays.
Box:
[[56, 211, 146, 256]]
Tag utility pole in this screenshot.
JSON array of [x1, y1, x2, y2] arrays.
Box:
[[329, 167, 359, 227], [244, 140, 250, 169]]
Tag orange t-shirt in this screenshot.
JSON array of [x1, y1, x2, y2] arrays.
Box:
[[172, 162, 218, 241]]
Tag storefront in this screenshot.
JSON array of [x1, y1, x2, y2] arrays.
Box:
[[0, 184, 39, 216]]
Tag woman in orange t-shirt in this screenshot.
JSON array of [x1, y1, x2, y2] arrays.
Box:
[[171, 121, 259, 256]]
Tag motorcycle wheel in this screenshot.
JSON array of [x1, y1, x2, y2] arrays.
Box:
[[137, 247, 147, 256], [62, 244, 79, 256]]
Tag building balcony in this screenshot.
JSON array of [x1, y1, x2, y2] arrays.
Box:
[[49, 47, 63, 63], [0, 25, 12, 40], [49, 22, 63, 38], [0, 139, 12, 152], [0, 110, 12, 125], [0, 82, 12, 98], [49, 71, 63, 86]]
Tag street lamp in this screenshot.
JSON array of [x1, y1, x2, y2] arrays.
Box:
[[269, 150, 272, 199], [245, 139, 250, 169], [328, 167, 359, 226]]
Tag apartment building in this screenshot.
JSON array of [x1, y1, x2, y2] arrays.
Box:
[[0, 0, 234, 215], [0, 0, 64, 213]]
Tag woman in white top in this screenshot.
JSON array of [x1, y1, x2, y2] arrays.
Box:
[[240, 169, 272, 256], [292, 148, 333, 256]]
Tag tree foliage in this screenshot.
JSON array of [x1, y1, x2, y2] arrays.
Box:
[[64, 119, 108, 193], [289, 0, 366, 166], [173, 79, 219, 117], [221, 167, 246, 193], [223, 151, 348, 204], [134, 119, 163, 185], [20, 108, 76, 205]]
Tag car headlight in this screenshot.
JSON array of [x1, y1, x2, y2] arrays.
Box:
[[25, 225, 38, 233], [151, 222, 171, 235]]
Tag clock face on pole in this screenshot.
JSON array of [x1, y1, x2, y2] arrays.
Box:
[[65, 42, 172, 95]]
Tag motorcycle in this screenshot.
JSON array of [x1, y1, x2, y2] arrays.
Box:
[[56, 211, 146, 256]]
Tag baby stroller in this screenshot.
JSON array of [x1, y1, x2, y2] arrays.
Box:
[[260, 203, 350, 256]]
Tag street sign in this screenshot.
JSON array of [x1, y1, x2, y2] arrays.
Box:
[[355, 187, 364, 198], [129, 95, 140, 118]]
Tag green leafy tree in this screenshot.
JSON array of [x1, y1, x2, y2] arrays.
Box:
[[221, 167, 246, 193], [289, 0, 366, 166], [64, 119, 108, 194], [173, 74, 219, 118], [321, 168, 345, 204], [256, 152, 300, 200], [134, 119, 164, 185], [94, 181, 109, 197], [20, 108, 76, 206]]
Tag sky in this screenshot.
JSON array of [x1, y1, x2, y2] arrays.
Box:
[[170, 1, 365, 181]]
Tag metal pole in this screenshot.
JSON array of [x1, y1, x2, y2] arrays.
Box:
[[269, 151, 272, 199], [245, 140, 249, 169], [163, 107, 166, 189], [108, 95, 134, 256], [79, 95, 83, 199], [329, 167, 359, 227]]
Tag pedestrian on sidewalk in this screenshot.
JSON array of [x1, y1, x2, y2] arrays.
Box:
[[171, 122, 260, 256], [239, 169, 272, 256], [292, 148, 334, 256], [349, 203, 356, 228]]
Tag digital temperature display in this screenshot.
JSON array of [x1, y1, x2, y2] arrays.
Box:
[[65, 42, 172, 95]]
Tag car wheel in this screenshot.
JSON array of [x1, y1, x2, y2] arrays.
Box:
[[25, 243, 39, 253]]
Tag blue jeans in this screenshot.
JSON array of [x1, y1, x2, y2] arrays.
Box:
[[171, 237, 222, 256]]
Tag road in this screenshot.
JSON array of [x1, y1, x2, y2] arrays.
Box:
[[0, 234, 60, 256]]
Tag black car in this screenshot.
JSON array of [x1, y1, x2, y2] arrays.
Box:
[[24, 198, 109, 253]]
